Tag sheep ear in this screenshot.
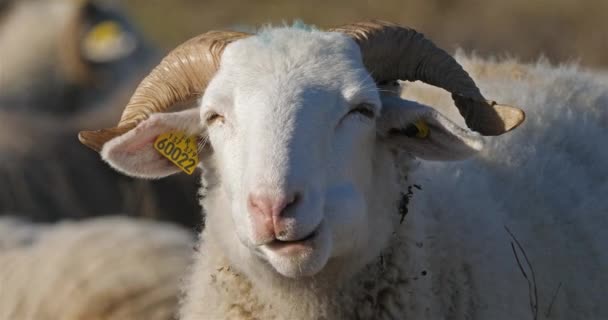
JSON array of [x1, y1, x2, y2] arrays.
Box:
[[100, 109, 204, 179], [378, 95, 483, 160]]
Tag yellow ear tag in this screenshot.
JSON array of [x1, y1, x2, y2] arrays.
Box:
[[154, 132, 199, 175], [88, 21, 121, 42], [413, 120, 429, 138], [82, 20, 135, 62]]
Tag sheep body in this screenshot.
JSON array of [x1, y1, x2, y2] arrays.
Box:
[[402, 53, 608, 319], [81, 24, 604, 319], [0, 216, 194, 320], [180, 54, 607, 319]]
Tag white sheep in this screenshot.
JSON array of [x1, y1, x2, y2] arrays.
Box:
[[77, 20, 547, 319], [0, 216, 194, 320], [401, 53, 608, 319]]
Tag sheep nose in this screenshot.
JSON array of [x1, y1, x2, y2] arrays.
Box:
[[247, 192, 300, 242]]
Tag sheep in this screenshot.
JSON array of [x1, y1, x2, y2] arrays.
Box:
[[7, 52, 599, 320], [0, 105, 201, 227], [76, 20, 532, 319], [401, 53, 608, 319], [0, 2, 203, 226], [0, 0, 157, 115], [186, 53, 605, 318], [0, 216, 194, 320]]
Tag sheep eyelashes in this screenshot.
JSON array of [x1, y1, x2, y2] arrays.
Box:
[[82, 21, 525, 319]]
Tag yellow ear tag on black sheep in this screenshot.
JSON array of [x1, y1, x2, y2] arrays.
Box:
[[82, 20, 136, 63]]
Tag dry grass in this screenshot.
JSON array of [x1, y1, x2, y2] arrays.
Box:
[[122, 0, 608, 69]]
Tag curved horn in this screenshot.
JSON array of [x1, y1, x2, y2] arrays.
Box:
[[331, 20, 524, 135], [79, 31, 249, 151]]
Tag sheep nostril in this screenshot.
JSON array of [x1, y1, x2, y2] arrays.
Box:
[[283, 192, 301, 214], [248, 190, 305, 242]]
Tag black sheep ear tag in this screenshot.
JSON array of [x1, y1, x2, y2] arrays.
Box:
[[391, 120, 430, 139], [82, 20, 136, 63], [154, 131, 199, 175]]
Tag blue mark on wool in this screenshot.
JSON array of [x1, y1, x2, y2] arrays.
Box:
[[258, 30, 273, 44], [291, 20, 316, 31], [256, 20, 318, 44]]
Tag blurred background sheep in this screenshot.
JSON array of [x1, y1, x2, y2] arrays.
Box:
[[0, 0, 157, 114], [0, 216, 194, 320], [0, 0, 201, 227]]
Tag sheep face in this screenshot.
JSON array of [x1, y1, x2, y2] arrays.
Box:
[[100, 27, 483, 280], [200, 29, 382, 278]]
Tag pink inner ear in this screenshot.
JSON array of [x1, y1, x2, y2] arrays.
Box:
[[125, 135, 159, 154], [118, 117, 173, 154], [101, 109, 203, 178]]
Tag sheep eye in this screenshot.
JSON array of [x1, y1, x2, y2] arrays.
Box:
[[348, 104, 376, 119], [205, 113, 224, 125]]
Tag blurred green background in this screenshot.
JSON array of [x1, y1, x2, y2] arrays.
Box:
[[122, 0, 608, 69]]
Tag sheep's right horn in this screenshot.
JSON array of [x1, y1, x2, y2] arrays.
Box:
[[332, 20, 525, 136], [79, 31, 250, 152]]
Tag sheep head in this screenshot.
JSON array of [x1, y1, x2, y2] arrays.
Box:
[[80, 21, 524, 279]]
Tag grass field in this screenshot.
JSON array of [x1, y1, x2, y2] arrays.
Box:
[[122, 0, 608, 69]]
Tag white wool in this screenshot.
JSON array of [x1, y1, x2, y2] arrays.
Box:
[[94, 24, 606, 319], [181, 55, 607, 319], [403, 54, 608, 319], [0, 216, 194, 320]]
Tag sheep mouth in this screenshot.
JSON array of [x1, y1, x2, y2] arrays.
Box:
[[275, 229, 318, 244], [265, 229, 319, 252]]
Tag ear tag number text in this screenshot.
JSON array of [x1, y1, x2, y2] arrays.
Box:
[[154, 131, 199, 175]]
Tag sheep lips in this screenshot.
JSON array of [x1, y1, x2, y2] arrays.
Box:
[[264, 228, 319, 256]]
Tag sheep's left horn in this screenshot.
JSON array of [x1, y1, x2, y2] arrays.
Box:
[[331, 20, 525, 135], [79, 31, 249, 152]]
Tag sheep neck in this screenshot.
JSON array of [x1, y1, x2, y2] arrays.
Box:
[[179, 148, 430, 319], [181, 230, 428, 320]]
